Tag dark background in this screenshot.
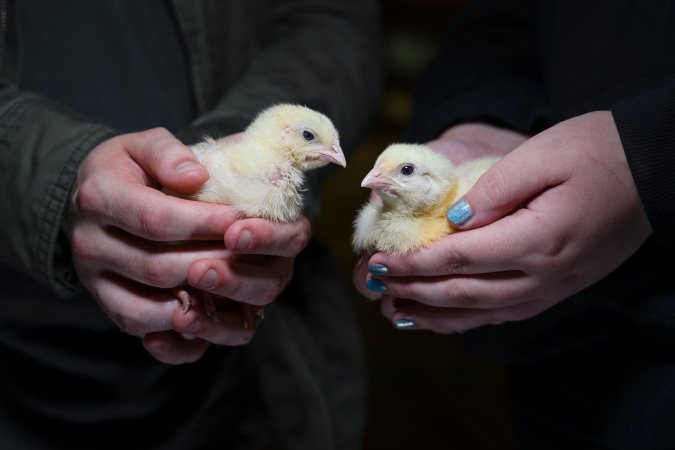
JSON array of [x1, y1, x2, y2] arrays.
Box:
[[313, 1, 517, 449]]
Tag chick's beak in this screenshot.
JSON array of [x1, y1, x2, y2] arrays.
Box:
[[317, 140, 347, 167], [361, 167, 392, 190]]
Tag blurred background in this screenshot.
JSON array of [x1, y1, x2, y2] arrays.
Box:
[[313, 1, 517, 449]]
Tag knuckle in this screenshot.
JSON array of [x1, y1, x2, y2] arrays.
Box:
[[444, 279, 474, 308], [73, 179, 105, 216], [442, 246, 468, 273], [476, 168, 508, 207], [142, 127, 170, 140], [291, 226, 310, 254], [479, 308, 507, 326], [69, 226, 96, 262], [227, 329, 255, 347], [143, 256, 173, 287], [258, 289, 278, 306], [137, 207, 167, 237], [117, 314, 145, 337]]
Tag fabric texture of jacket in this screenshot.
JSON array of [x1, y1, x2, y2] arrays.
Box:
[[0, 1, 382, 449]]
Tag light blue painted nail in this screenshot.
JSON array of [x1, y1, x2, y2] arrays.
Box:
[[368, 264, 389, 275], [366, 278, 387, 293], [395, 319, 416, 330], [447, 199, 473, 227]]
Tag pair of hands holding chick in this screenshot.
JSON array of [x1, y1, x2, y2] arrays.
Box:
[[68, 105, 344, 364], [354, 111, 652, 334]]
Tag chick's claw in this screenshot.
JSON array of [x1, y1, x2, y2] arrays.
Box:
[[177, 289, 192, 314], [175, 288, 264, 330], [242, 305, 265, 330], [175, 288, 220, 323]]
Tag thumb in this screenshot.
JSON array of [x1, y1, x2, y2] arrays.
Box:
[[445, 149, 548, 229], [125, 127, 209, 194]]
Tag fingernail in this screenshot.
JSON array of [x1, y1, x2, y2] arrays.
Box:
[[366, 278, 387, 293], [235, 229, 252, 251], [175, 161, 203, 174], [197, 269, 218, 289], [368, 263, 389, 275], [447, 199, 473, 227], [395, 319, 416, 330]]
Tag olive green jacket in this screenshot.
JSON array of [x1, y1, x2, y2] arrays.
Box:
[[0, 1, 382, 449]]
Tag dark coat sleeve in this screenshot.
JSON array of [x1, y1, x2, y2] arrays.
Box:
[[406, 0, 548, 142], [0, 83, 116, 296], [612, 79, 675, 244]]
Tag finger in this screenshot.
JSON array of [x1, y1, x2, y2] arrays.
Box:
[[368, 215, 527, 277], [369, 199, 565, 278], [445, 142, 562, 229], [391, 297, 560, 334], [353, 255, 382, 300], [171, 300, 255, 347], [368, 271, 535, 309], [142, 331, 210, 364], [224, 216, 310, 257], [73, 225, 233, 288], [73, 179, 239, 241], [186, 256, 293, 305], [123, 127, 209, 193], [91, 275, 182, 336]]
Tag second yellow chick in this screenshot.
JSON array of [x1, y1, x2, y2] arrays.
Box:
[[352, 143, 498, 254]]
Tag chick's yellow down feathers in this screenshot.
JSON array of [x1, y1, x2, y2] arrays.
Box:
[[186, 103, 346, 222], [352, 143, 498, 255]]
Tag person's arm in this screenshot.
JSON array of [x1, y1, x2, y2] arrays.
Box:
[[612, 79, 675, 244], [406, 0, 547, 143], [0, 82, 116, 296]]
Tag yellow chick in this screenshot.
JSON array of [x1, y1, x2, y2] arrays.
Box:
[[172, 103, 346, 326], [352, 143, 498, 254], [187, 103, 346, 222]]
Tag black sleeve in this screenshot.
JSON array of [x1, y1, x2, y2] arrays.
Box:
[[406, 0, 549, 142], [612, 79, 675, 244]]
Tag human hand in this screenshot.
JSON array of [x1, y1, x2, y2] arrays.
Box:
[[353, 121, 527, 300], [68, 128, 309, 363], [356, 111, 652, 333], [425, 122, 529, 165]]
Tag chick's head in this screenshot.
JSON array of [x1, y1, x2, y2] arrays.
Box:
[[362, 144, 456, 212], [247, 103, 345, 171]]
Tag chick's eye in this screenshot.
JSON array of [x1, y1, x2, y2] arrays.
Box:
[[400, 165, 414, 176], [302, 130, 315, 141]]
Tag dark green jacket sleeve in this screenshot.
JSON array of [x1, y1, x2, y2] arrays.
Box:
[[0, 82, 115, 296]]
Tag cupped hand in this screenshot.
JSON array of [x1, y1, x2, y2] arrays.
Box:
[[67, 127, 272, 363], [356, 112, 652, 333]]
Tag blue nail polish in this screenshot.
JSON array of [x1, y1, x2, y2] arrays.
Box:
[[368, 264, 389, 275], [395, 319, 416, 330], [447, 199, 473, 227], [366, 278, 387, 293]]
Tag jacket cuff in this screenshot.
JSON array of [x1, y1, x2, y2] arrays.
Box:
[[611, 80, 675, 244]]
